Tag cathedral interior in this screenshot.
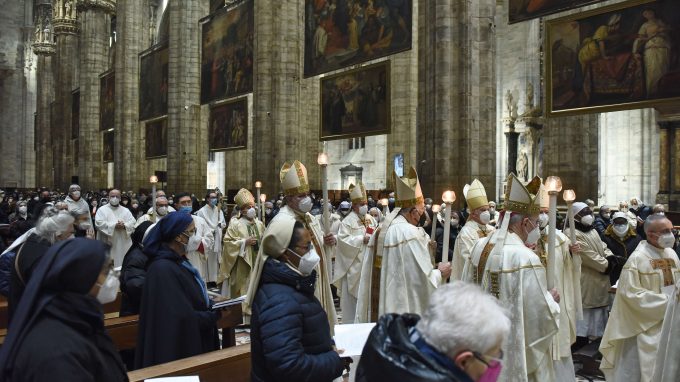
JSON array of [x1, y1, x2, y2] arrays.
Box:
[[1, 0, 679, 211]]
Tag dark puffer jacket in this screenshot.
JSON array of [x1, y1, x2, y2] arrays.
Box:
[[250, 257, 343, 382], [602, 226, 642, 285]]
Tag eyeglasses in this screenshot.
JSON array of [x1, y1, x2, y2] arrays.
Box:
[[472, 349, 503, 368], [181, 229, 196, 238]]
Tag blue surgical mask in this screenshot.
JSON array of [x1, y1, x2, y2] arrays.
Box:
[[210, 198, 218, 206], [180, 206, 193, 214]]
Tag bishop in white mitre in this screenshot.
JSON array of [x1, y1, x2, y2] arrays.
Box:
[[335, 182, 377, 324], [600, 214, 680, 382], [95, 189, 136, 267], [354, 167, 451, 323], [197, 190, 227, 284], [462, 174, 560, 382], [452, 178, 494, 280]]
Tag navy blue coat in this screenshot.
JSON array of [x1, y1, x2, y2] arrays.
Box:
[[250, 257, 343, 382]]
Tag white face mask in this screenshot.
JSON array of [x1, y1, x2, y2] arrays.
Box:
[[71, 191, 81, 199], [157, 206, 168, 216], [246, 207, 257, 219], [613, 224, 629, 238], [580, 215, 594, 226], [657, 233, 676, 249], [297, 196, 313, 214], [525, 221, 541, 245], [295, 247, 321, 276], [538, 213, 549, 229], [358, 205, 368, 216], [79, 221, 92, 230], [18, 206, 27, 214], [451, 219, 459, 227], [479, 210, 491, 225], [96, 273, 120, 304], [109, 197, 120, 207], [265, 208, 272, 215]]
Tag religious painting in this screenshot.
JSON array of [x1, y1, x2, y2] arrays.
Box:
[[99, 71, 115, 131], [509, 0, 606, 24], [139, 45, 169, 121], [546, 0, 680, 117], [103, 130, 114, 163], [209, 98, 248, 151], [394, 153, 404, 177], [145, 118, 168, 159], [320, 61, 390, 141], [71, 89, 80, 139], [201, 0, 254, 104], [210, 0, 225, 14], [304, 0, 412, 77], [73, 138, 79, 167]]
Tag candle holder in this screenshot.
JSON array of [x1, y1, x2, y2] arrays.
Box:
[[318, 153, 330, 234], [563, 189, 576, 244], [545, 176, 562, 289], [440, 190, 456, 282]]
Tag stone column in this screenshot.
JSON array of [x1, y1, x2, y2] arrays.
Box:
[[32, 4, 57, 188], [166, 0, 208, 195], [417, 0, 497, 206], [656, 112, 680, 210], [79, 0, 115, 190], [503, 119, 518, 176], [52, 0, 79, 190]]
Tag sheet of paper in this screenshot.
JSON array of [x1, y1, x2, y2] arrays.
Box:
[[145, 377, 200, 382], [211, 295, 246, 310], [333, 323, 376, 357]]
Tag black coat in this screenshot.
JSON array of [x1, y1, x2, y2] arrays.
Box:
[[10, 296, 128, 382], [9, 233, 51, 321], [602, 227, 642, 285], [250, 258, 343, 382], [119, 245, 147, 316], [134, 248, 220, 369], [434, 224, 459, 264], [356, 314, 472, 382]]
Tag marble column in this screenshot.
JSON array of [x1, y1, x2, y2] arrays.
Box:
[[166, 0, 208, 195], [33, 4, 57, 188], [417, 0, 497, 206], [79, 0, 115, 190], [52, 0, 79, 191]]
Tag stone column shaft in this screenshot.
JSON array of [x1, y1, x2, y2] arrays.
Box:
[[35, 54, 56, 187]]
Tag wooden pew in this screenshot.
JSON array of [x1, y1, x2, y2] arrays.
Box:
[[128, 344, 251, 382]]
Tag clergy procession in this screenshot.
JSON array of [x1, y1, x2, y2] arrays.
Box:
[[0, 162, 678, 382]]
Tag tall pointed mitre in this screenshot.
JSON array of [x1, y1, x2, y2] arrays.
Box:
[[234, 188, 255, 208], [504, 174, 542, 216], [539, 184, 549, 210], [349, 182, 367, 204], [394, 166, 424, 208], [463, 179, 489, 211], [280, 160, 310, 196]]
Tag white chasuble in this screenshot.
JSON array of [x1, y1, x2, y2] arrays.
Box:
[[184, 215, 215, 282], [451, 219, 494, 280], [652, 278, 680, 382], [94, 204, 135, 267], [196, 204, 226, 283], [220, 216, 264, 298]]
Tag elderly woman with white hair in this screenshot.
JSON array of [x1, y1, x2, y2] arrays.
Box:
[[6, 206, 75, 321], [356, 281, 511, 382], [69, 204, 95, 239]]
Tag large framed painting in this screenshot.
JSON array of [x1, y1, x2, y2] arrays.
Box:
[[304, 0, 412, 77], [210, 0, 225, 13], [546, 0, 680, 117], [509, 0, 606, 24], [209, 98, 248, 151], [320, 61, 390, 141], [145, 118, 168, 159], [99, 71, 115, 131], [201, 0, 254, 104], [103, 130, 114, 163], [71, 89, 80, 139], [139, 45, 169, 121]]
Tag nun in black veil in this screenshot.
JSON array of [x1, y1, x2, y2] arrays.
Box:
[[134, 212, 220, 369], [0, 238, 128, 382]]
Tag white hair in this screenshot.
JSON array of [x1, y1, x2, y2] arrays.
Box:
[[416, 281, 511, 357], [35, 207, 75, 244]]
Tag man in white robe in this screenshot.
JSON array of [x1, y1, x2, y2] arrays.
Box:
[[196, 190, 226, 284], [145, 190, 176, 215], [462, 174, 560, 382], [94, 189, 135, 267], [600, 215, 680, 382], [174, 193, 214, 282], [535, 189, 582, 382], [452, 179, 494, 280], [652, 277, 680, 382], [335, 183, 377, 324], [220, 188, 264, 298], [354, 167, 451, 322], [135, 196, 169, 227], [244, 161, 337, 332]]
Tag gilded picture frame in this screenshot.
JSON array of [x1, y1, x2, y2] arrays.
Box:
[[319, 61, 391, 141], [509, 0, 606, 24], [545, 0, 680, 117]]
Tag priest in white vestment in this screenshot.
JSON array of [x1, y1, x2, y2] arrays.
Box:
[[196, 190, 226, 284], [175, 193, 215, 282], [462, 174, 560, 382], [354, 167, 451, 323], [536, 187, 582, 382], [600, 215, 680, 382], [95, 189, 135, 267], [652, 277, 680, 382], [564, 202, 613, 349], [335, 182, 377, 324], [145, 190, 176, 215], [452, 179, 494, 280], [244, 161, 337, 332], [135, 196, 169, 227], [220, 188, 264, 298]]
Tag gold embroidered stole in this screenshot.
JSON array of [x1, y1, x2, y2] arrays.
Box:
[[650, 258, 676, 287]]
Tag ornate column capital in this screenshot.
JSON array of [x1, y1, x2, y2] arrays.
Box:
[[33, 3, 57, 54], [78, 0, 117, 15], [32, 41, 57, 56], [52, 0, 79, 35]]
